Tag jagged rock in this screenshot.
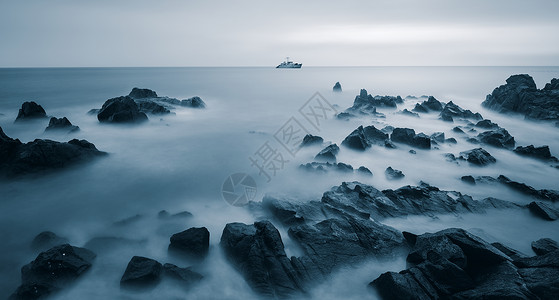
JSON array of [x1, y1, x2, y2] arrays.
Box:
[[514, 145, 557, 161], [158, 210, 193, 220], [30, 231, 69, 252], [446, 138, 457, 144], [528, 201, 559, 221], [162, 263, 203, 286], [300, 134, 323, 147], [0, 127, 106, 177], [483, 74, 559, 121], [314, 144, 339, 162], [342, 89, 400, 116], [181, 96, 206, 108], [260, 195, 326, 226], [357, 166, 373, 176], [412, 103, 429, 113], [45, 117, 79, 132], [11, 244, 95, 299], [15, 101, 47, 122], [531, 238, 559, 256], [461, 175, 476, 184], [422, 96, 444, 111], [491, 242, 529, 261], [430, 132, 445, 143], [169, 227, 210, 259], [452, 126, 465, 133], [390, 128, 431, 149], [497, 175, 559, 202], [220, 221, 305, 298], [299, 162, 353, 173], [128, 87, 158, 99], [333, 82, 342, 92], [440, 101, 483, 122], [341, 125, 388, 150], [385, 167, 404, 180], [137, 100, 171, 114], [400, 109, 419, 117], [477, 128, 515, 148], [120, 256, 162, 289], [97, 96, 148, 123], [475, 119, 499, 129], [459, 148, 496, 165]]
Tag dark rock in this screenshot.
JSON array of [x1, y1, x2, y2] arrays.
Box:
[[483, 74, 559, 121], [341, 125, 388, 150], [181, 96, 206, 108], [45, 117, 79, 132], [169, 227, 210, 259], [369, 271, 434, 300], [412, 103, 429, 113], [299, 162, 353, 173], [528, 201, 558, 221], [461, 175, 476, 184], [220, 221, 305, 297], [477, 128, 515, 148], [459, 148, 496, 165], [430, 132, 445, 143], [440, 101, 483, 122], [87, 109, 99, 115], [260, 195, 326, 226], [120, 256, 162, 289], [475, 119, 499, 129], [31, 231, 69, 252], [518, 265, 559, 299], [97, 96, 148, 123], [409, 149, 416, 154], [390, 128, 431, 149], [466, 137, 480, 144], [128, 87, 158, 99], [400, 109, 419, 117], [452, 126, 465, 133], [491, 242, 529, 261], [162, 263, 203, 286], [343, 89, 400, 116], [11, 244, 95, 299], [445, 138, 457, 144], [314, 144, 339, 162], [544, 78, 559, 90], [357, 166, 372, 176], [422, 96, 444, 111], [385, 167, 404, 180], [15, 101, 47, 122], [531, 238, 559, 256], [381, 125, 394, 134], [497, 175, 559, 202], [158, 210, 193, 220], [514, 145, 557, 161], [137, 100, 171, 114], [300, 134, 323, 147], [333, 82, 342, 92], [0, 127, 106, 177]]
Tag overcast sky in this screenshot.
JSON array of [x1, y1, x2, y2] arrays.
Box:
[[1, 0, 558, 67]]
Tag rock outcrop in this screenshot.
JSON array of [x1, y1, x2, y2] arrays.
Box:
[[477, 128, 515, 149], [385, 167, 405, 180], [439, 101, 483, 122], [341, 125, 389, 150], [45, 117, 79, 132], [169, 227, 210, 259], [120, 256, 163, 289], [333, 82, 342, 92], [514, 145, 558, 161], [459, 148, 496, 166], [97, 96, 148, 123], [15, 101, 47, 122], [314, 144, 339, 162], [300, 134, 323, 147], [390, 128, 431, 149], [30, 231, 69, 252]]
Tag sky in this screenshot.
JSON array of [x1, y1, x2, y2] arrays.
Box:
[[0, 0, 558, 67]]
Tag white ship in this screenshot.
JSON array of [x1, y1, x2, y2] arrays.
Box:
[[276, 57, 302, 68]]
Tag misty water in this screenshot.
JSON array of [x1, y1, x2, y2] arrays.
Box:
[[1, 66, 558, 299]]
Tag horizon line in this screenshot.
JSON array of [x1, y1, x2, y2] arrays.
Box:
[[1, 65, 559, 69]]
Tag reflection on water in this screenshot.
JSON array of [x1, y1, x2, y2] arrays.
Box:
[[0, 67, 558, 299]]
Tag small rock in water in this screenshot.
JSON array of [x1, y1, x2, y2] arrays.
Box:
[[357, 166, 373, 176], [385, 167, 405, 180], [162, 263, 203, 287], [461, 175, 476, 185], [120, 256, 162, 290], [45, 117, 79, 132], [14, 101, 47, 122], [477, 128, 515, 149], [169, 227, 210, 259], [314, 144, 339, 162], [333, 81, 342, 92], [459, 148, 496, 166], [390, 128, 431, 149], [514, 145, 557, 161], [181, 96, 206, 108], [300, 134, 323, 147], [475, 119, 499, 129]]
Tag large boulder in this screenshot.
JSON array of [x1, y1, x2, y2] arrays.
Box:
[[477, 128, 515, 149], [483, 74, 559, 121], [128, 87, 158, 99], [169, 227, 210, 259], [45, 117, 79, 132], [220, 221, 305, 298], [459, 148, 496, 165], [514, 145, 557, 161], [11, 244, 96, 300], [341, 125, 389, 150], [97, 96, 148, 123], [15, 101, 47, 122], [390, 128, 431, 149], [439, 101, 483, 122], [120, 256, 163, 289], [0, 127, 106, 177], [314, 144, 339, 162]]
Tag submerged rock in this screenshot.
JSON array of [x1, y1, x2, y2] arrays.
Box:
[[514, 145, 557, 161], [181, 96, 206, 108], [162, 263, 203, 286], [97, 96, 148, 123], [333, 82, 342, 92], [341, 125, 389, 150], [477, 128, 515, 149], [300, 134, 323, 147], [439, 101, 483, 122], [120, 256, 163, 290], [459, 148, 496, 166], [483, 74, 559, 121], [385, 167, 404, 180], [314, 144, 339, 162], [299, 162, 353, 173], [390, 128, 431, 149], [169, 227, 210, 259], [357, 166, 373, 176], [497, 175, 559, 202], [399, 109, 419, 117], [531, 238, 559, 256], [11, 244, 96, 300], [45, 117, 79, 132], [15, 101, 47, 122], [31, 231, 69, 252], [0, 127, 106, 177], [528, 201, 559, 221]]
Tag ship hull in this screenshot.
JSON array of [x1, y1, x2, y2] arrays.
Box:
[[276, 64, 302, 68]]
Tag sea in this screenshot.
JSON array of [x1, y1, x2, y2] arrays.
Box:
[[0, 66, 558, 299]]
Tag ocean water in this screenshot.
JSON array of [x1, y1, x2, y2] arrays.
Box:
[[0, 66, 558, 299]]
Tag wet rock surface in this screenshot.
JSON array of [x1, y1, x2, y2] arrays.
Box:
[[314, 144, 339, 162], [385, 166, 404, 180], [11, 244, 96, 300], [531, 238, 559, 256], [97, 96, 148, 123], [528, 201, 559, 221], [341, 125, 389, 150], [440, 101, 483, 122], [0, 127, 106, 177], [120, 256, 163, 289], [45, 117, 79, 132], [169, 227, 210, 259], [477, 128, 515, 148], [15, 101, 47, 122], [514, 145, 558, 161], [459, 148, 496, 165], [300, 134, 323, 147], [390, 128, 431, 149]]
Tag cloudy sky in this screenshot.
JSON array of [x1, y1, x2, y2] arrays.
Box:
[[1, 0, 558, 67]]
